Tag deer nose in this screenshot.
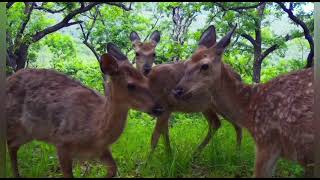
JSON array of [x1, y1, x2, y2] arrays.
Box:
[[172, 87, 184, 98], [151, 104, 164, 117], [143, 65, 152, 76]]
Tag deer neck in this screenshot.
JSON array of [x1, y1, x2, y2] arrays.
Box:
[[96, 82, 129, 144], [211, 64, 255, 131]]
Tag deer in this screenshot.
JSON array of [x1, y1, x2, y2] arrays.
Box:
[[130, 31, 243, 156], [173, 24, 314, 177], [5, 43, 165, 178]]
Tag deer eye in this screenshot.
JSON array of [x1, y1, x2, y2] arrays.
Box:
[[200, 64, 209, 71], [152, 53, 156, 57], [127, 83, 136, 91], [136, 52, 140, 57]]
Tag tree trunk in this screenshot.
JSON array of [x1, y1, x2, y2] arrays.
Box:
[[14, 43, 29, 71], [252, 3, 265, 83], [253, 57, 262, 83], [252, 34, 262, 83], [306, 33, 314, 68]]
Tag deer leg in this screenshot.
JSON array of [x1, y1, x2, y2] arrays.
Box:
[[254, 144, 281, 178], [7, 128, 32, 178], [57, 146, 73, 178], [8, 146, 20, 178], [193, 109, 221, 156], [161, 119, 172, 155], [231, 122, 242, 150], [100, 149, 117, 178], [150, 112, 171, 154]]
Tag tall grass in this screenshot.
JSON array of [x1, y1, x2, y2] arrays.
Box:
[[5, 111, 304, 178]]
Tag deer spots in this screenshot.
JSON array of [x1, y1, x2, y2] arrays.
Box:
[[305, 89, 312, 94]]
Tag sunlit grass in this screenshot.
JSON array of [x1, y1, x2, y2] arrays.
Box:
[[5, 111, 304, 178]]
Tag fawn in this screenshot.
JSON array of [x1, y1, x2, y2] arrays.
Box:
[[173, 24, 314, 177], [6, 43, 165, 178], [130, 31, 243, 155], [130, 30, 160, 76]]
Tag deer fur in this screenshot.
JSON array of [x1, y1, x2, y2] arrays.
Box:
[[6, 44, 164, 178], [174, 24, 314, 177], [130, 31, 243, 155]]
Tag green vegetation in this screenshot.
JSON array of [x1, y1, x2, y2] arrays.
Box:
[[5, 111, 304, 178]]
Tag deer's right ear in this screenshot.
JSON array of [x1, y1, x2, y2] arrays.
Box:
[[130, 31, 141, 44], [150, 30, 161, 44], [198, 25, 216, 48], [100, 53, 119, 75]]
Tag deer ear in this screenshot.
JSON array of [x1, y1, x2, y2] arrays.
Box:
[[106, 43, 127, 61], [100, 53, 119, 75], [130, 31, 141, 44], [215, 24, 237, 54], [150, 30, 161, 44], [198, 25, 216, 48]]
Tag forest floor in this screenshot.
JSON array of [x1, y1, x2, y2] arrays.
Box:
[[5, 111, 304, 178]]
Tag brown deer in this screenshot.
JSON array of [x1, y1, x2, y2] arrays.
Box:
[[130, 31, 243, 155], [173, 24, 314, 177], [130, 30, 160, 76], [5, 43, 165, 178]]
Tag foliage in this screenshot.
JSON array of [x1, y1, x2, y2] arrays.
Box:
[[54, 58, 104, 93], [42, 33, 77, 62]]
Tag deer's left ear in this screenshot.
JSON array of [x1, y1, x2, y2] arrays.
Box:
[[107, 43, 127, 61], [198, 25, 216, 48], [130, 31, 141, 44], [215, 24, 237, 54], [150, 30, 161, 45], [100, 53, 119, 76]]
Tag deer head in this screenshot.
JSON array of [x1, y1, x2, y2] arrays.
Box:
[[102, 43, 164, 116], [172, 24, 237, 101], [130, 30, 161, 76]]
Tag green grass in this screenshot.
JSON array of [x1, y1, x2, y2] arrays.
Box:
[[5, 111, 304, 178]]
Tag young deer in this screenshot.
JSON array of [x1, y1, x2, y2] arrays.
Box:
[[6, 43, 165, 178], [174, 24, 314, 177], [130, 30, 160, 76], [130, 31, 243, 155]]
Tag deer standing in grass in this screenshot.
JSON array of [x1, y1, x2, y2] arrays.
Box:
[[173, 24, 314, 177], [6, 43, 165, 178], [130, 31, 243, 155]]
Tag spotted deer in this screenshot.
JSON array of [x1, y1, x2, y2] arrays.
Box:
[[6, 43, 165, 178], [130, 31, 243, 155], [174, 24, 314, 177]]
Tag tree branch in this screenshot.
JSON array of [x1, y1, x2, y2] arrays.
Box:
[[105, 2, 132, 11], [143, 15, 161, 42], [31, 2, 102, 43], [241, 33, 256, 46], [260, 45, 278, 61], [34, 3, 67, 14], [66, 21, 83, 27], [215, 2, 265, 13], [260, 33, 303, 63], [6, 2, 15, 9], [31, 2, 132, 43], [16, 2, 35, 44], [277, 2, 314, 67], [79, 8, 100, 61], [83, 40, 100, 61]]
